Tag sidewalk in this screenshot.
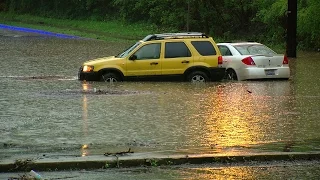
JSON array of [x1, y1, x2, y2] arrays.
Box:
[[2, 151, 320, 172]]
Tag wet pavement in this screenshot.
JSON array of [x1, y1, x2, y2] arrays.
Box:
[[2, 160, 320, 179], [1, 26, 320, 179]]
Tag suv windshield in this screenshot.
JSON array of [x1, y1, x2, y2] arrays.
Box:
[[116, 41, 141, 58]]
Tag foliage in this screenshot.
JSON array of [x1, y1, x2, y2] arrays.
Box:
[[0, 0, 319, 50], [255, 0, 287, 43], [297, 0, 320, 49], [0, 12, 155, 42]]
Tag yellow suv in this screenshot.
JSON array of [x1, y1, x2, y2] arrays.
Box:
[[78, 32, 225, 82]]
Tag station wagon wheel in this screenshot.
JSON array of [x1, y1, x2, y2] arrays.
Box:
[[188, 71, 209, 83], [101, 72, 120, 83], [226, 69, 238, 80]]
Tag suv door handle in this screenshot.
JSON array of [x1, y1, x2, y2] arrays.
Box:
[[150, 62, 158, 65], [181, 60, 189, 64]]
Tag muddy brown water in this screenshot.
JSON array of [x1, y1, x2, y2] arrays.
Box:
[[1, 30, 320, 164]]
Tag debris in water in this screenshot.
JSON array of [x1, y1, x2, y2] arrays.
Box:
[[8, 174, 30, 180], [29, 170, 42, 180], [283, 142, 294, 152], [11, 159, 34, 171], [104, 148, 134, 156]]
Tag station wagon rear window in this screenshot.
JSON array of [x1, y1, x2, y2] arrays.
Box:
[[191, 41, 216, 56], [234, 44, 276, 55]]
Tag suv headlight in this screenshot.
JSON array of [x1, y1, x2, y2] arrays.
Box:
[[83, 65, 94, 72]]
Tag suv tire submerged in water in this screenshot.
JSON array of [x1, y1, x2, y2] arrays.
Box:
[[187, 71, 209, 82], [79, 32, 226, 82], [101, 72, 120, 82]]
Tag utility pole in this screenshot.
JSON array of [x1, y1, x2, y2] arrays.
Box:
[[187, 0, 190, 32], [286, 0, 297, 58]]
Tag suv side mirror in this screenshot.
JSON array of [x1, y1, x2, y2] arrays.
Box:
[[129, 55, 137, 60]]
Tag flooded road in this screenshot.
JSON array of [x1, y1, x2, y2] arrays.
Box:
[[1, 30, 320, 163]]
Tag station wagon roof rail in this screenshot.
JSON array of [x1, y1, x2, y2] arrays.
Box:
[[142, 32, 209, 41], [223, 41, 258, 44]]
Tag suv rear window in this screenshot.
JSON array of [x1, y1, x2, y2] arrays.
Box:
[[165, 42, 191, 58], [191, 41, 216, 56]]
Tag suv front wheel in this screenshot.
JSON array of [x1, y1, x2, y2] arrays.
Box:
[[101, 72, 121, 82], [187, 71, 209, 82]]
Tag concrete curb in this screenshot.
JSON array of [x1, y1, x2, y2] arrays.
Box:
[[1, 152, 320, 172]]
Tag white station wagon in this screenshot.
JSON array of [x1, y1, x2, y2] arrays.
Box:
[[217, 42, 290, 81]]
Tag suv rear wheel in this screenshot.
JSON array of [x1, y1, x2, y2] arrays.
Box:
[[187, 71, 209, 82], [101, 72, 120, 82]]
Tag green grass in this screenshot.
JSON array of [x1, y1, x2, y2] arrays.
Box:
[[0, 12, 157, 42], [0, 12, 288, 52]]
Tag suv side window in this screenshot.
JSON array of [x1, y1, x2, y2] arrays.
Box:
[[165, 42, 191, 58], [191, 41, 216, 56], [134, 43, 161, 60]]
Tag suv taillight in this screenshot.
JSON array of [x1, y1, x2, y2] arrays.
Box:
[[283, 55, 289, 64], [218, 55, 223, 64], [241, 57, 256, 65]]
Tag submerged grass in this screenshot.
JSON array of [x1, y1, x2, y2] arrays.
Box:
[[0, 12, 157, 42]]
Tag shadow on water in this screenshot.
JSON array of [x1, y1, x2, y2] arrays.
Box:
[[0, 34, 320, 163]]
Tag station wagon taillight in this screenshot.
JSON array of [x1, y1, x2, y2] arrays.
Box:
[[283, 55, 289, 64], [241, 57, 256, 65], [218, 55, 223, 64]]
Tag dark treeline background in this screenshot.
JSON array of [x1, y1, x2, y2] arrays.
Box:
[[1, 0, 319, 50]]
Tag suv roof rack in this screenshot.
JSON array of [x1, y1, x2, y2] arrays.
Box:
[[143, 32, 208, 41]]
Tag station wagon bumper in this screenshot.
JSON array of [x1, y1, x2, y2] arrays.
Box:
[[239, 67, 290, 80]]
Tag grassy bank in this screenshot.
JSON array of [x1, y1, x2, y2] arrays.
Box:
[[0, 12, 287, 52], [0, 12, 157, 42]]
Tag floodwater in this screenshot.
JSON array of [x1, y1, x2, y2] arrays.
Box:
[[1, 30, 320, 165]]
